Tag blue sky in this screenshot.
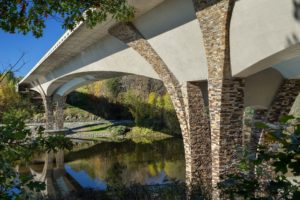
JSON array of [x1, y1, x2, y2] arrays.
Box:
[[0, 19, 66, 77]]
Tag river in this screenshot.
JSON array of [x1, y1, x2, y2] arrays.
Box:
[[23, 137, 186, 199]]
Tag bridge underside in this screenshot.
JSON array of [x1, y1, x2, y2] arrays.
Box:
[[19, 0, 300, 198]]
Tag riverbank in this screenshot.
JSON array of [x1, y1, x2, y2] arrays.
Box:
[[27, 121, 175, 143], [66, 122, 174, 143]]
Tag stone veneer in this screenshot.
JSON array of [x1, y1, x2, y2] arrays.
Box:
[[53, 95, 66, 130], [267, 79, 300, 123], [192, 0, 245, 198], [42, 96, 54, 130], [109, 23, 212, 197], [185, 82, 212, 197], [42, 95, 66, 130]]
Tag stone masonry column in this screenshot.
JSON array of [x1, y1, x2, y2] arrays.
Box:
[[267, 79, 300, 123], [53, 95, 66, 130], [109, 23, 212, 197], [192, 0, 245, 198], [42, 96, 54, 130], [184, 81, 212, 197]]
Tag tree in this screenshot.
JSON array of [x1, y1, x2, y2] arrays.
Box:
[[0, 68, 34, 120], [0, 0, 134, 37], [218, 116, 300, 199], [0, 60, 72, 199], [0, 110, 73, 199]]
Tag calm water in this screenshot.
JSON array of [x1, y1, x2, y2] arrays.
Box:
[[26, 138, 185, 198]]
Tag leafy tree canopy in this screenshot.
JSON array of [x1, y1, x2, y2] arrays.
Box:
[[0, 110, 73, 199], [0, 0, 134, 37]]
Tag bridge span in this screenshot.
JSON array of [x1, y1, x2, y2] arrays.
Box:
[[19, 0, 300, 198]]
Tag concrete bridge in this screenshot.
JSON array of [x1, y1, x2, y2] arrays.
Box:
[[19, 0, 300, 198]]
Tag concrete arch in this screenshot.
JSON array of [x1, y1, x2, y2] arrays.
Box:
[[244, 68, 284, 109], [33, 35, 159, 96], [231, 0, 300, 78], [46, 71, 159, 96], [47, 71, 154, 96], [55, 76, 96, 97]]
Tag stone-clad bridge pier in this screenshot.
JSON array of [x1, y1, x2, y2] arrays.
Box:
[[19, 0, 300, 198]]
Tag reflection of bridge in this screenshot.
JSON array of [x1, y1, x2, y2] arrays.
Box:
[[30, 151, 81, 198], [19, 0, 300, 198]]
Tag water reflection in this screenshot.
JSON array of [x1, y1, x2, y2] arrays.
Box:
[[27, 138, 185, 198]]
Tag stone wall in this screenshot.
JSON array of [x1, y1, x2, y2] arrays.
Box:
[[186, 81, 211, 197], [42, 96, 54, 130], [267, 79, 300, 123], [42, 95, 66, 130], [54, 95, 66, 130], [192, 0, 243, 198]]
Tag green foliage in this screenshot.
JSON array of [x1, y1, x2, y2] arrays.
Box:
[[0, 72, 34, 121], [0, 0, 134, 37], [0, 111, 73, 199], [120, 90, 180, 135], [218, 116, 300, 199], [69, 77, 180, 135], [106, 78, 121, 98], [108, 125, 129, 136]]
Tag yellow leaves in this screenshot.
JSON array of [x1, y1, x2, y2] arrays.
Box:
[[148, 92, 156, 105], [162, 93, 174, 111], [0, 83, 20, 115]]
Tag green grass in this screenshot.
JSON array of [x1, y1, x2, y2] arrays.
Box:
[[80, 123, 114, 132], [72, 122, 173, 143], [126, 127, 172, 139]]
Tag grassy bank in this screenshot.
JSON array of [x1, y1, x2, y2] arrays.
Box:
[[68, 122, 173, 143]]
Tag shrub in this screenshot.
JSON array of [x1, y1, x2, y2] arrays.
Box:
[[0, 111, 73, 199], [218, 115, 300, 199], [109, 125, 129, 136]]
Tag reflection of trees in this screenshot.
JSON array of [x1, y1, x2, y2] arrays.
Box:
[[105, 162, 127, 187], [164, 160, 185, 181], [66, 139, 185, 187], [66, 138, 185, 163], [19, 138, 185, 199]]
